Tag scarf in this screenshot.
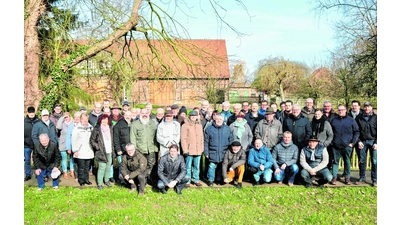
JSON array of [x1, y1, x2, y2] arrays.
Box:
[[101, 124, 111, 140], [310, 149, 316, 161], [311, 116, 326, 135], [168, 154, 177, 162], [233, 119, 247, 140]]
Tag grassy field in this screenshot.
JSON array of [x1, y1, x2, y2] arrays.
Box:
[[24, 185, 377, 225]]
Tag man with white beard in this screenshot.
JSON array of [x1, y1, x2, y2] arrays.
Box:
[[130, 108, 159, 185]]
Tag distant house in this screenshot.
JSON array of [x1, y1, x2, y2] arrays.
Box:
[[76, 39, 230, 107]]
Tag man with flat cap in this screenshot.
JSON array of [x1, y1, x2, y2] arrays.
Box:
[[222, 141, 247, 189], [299, 135, 333, 189]]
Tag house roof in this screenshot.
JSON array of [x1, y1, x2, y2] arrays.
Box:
[[75, 39, 230, 79]]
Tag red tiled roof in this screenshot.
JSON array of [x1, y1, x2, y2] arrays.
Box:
[[75, 39, 230, 79]]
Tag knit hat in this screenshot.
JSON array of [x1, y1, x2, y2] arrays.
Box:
[[178, 106, 187, 115]]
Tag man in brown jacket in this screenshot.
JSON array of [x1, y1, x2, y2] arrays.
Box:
[[119, 143, 148, 196]]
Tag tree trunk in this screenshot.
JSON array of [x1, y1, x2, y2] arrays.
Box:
[[24, 0, 45, 111]]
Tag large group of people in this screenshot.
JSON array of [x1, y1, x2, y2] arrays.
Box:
[[24, 97, 377, 195]]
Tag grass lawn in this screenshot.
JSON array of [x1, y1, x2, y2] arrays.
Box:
[[24, 185, 377, 225]]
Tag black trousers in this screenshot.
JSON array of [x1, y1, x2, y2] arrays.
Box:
[[77, 158, 91, 184]]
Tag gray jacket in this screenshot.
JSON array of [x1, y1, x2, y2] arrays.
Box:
[[254, 118, 283, 149]]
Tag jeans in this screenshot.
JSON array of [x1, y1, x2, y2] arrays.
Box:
[[207, 162, 222, 182], [273, 164, 299, 184], [97, 153, 112, 185], [356, 140, 377, 181], [60, 151, 71, 172], [24, 147, 32, 176], [117, 155, 122, 175], [253, 168, 273, 183], [300, 167, 333, 185], [332, 145, 352, 178], [36, 168, 59, 188], [157, 175, 190, 191], [185, 155, 201, 184]]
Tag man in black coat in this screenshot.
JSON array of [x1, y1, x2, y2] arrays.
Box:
[[24, 106, 39, 181]]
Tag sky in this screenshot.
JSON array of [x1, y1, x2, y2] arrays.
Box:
[[165, 0, 336, 75]]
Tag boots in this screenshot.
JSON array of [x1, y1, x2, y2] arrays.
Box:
[[70, 170, 75, 179], [63, 172, 68, 179]]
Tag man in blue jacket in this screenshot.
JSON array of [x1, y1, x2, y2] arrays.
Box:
[[248, 138, 274, 186], [204, 113, 233, 186], [330, 104, 360, 185]]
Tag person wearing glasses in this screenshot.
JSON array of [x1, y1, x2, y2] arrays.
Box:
[[330, 104, 360, 185]]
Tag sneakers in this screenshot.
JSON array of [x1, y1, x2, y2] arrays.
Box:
[[372, 181, 377, 187], [207, 181, 214, 187], [355, 179, 366, 185], [24, 175, 31, 181], [288, 182, 294, 187], [104, 182, 112, 187], [63, 172, 68, 179], [53, 186, 59, 190], [330, 178, 337, 185], [344, 178, 351, 185], [97, 185, 103, 190], [37, 188, 43, 191], [277, 181, 283, 185], [194, 182, 203, 187], [70, 171, 75, 179], [89, 170, 93, 176]]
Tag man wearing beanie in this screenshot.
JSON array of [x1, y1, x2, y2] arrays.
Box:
[[222, 141, 247, 189], [24, 106, 39, 181]]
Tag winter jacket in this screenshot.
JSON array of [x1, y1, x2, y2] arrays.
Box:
[[254, 118, 283, 149], [71, 123, 94, 159], [301, 106, 315, 122], [181, 117, 204, 156], [24, 115, 39, 148], [331, 115, 360, 149], [283, 113, 312, 150], [204, 121, 234, 163], [90, 125, 115, 163], [157, 154, 187, 184], [56, 117, 72, 151], [50, 112, 63, 136], [89, 110, 102, 126], [130, 119, 158, 155], [230, 120, 253, 151], [33, 141, 61, 170], [312, 120, 334, 147], [157, 119, 181, 157], [222, 147, 247, 179], [113, 118, 133, 154], [356, 112, 377, 144], [244, 111, 264, 134], [271, 140, 299, 169], [31, 119, 58, 146], [300, 143, 328, 172], [220, 110, 233, 125], [120, 151, 148, 179], [248, 144, 273, 171]]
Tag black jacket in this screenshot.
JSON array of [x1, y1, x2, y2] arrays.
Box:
[[356, 112, 377, 144], [90, 125, 115, 162], [24, 115, 39, 148], [33, 141, 61, 169], [113, 119, 132, 154]]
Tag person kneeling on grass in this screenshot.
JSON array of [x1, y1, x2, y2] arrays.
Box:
[[119, 143, 147, 196], [247, 138, 274, 186], [299, 136, 333, 189], [33, 133, 61, 191], [222, 141, 246, 189], [157, 144, 189, 195]]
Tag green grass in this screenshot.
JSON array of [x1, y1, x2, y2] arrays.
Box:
[[24, 185, 377, 225]]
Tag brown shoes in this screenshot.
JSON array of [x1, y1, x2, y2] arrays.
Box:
[[288, 182, 294, 187], [355, 179, 366, 185], [330, 178, 337, 185], [63, 172, 68, 179], [344, 178, 351, 185], [194, 182, 203, 187], [70, 171, 75, 179], [185, 184, 191, 188]]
